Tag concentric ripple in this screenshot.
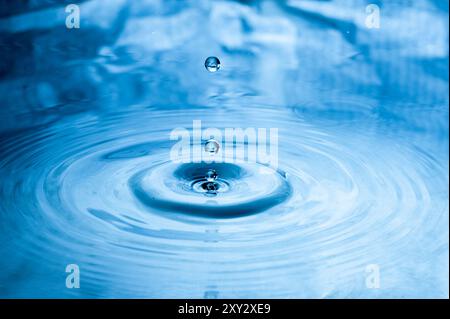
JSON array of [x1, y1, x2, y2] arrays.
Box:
[[0, 107, 447, 298], [131, 162, 291, 218]]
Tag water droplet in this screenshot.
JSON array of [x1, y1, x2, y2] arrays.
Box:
[[204, 56, 220, 72], [205, 139, 220, 154], [206, 169, 218, 182]]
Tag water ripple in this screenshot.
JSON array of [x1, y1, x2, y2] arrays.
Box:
[[0, 107, 447, 297]]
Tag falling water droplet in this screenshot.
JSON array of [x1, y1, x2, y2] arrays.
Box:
[[205, 139, 220, 154], [205, 169, 218, 182], [204, 56, 220, 72]]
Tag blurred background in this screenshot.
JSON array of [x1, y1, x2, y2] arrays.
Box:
[[0, 0, 448, 135]]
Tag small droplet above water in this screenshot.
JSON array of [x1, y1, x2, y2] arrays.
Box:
[[205, 169, 218, 182], [204, 56, 220, 72], [205, 139, 220, 154]]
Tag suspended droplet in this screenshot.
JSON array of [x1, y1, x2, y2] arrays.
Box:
[[205, 139, 220, 154], [204, 56, 220, 72], [205, 169, 218, 182]]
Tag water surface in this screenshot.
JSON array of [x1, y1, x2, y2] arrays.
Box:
[[0, 0, 448, 298]]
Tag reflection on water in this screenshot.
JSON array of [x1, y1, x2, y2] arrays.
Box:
[[0, 0, 448, 298]]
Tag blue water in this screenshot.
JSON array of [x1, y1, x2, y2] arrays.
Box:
[[0, 0, 448, 298]]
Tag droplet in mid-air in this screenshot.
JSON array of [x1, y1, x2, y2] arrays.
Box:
[[204, 56, 220, 72], [205, 139, 220, 154], [205, 169, 218, 182]]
